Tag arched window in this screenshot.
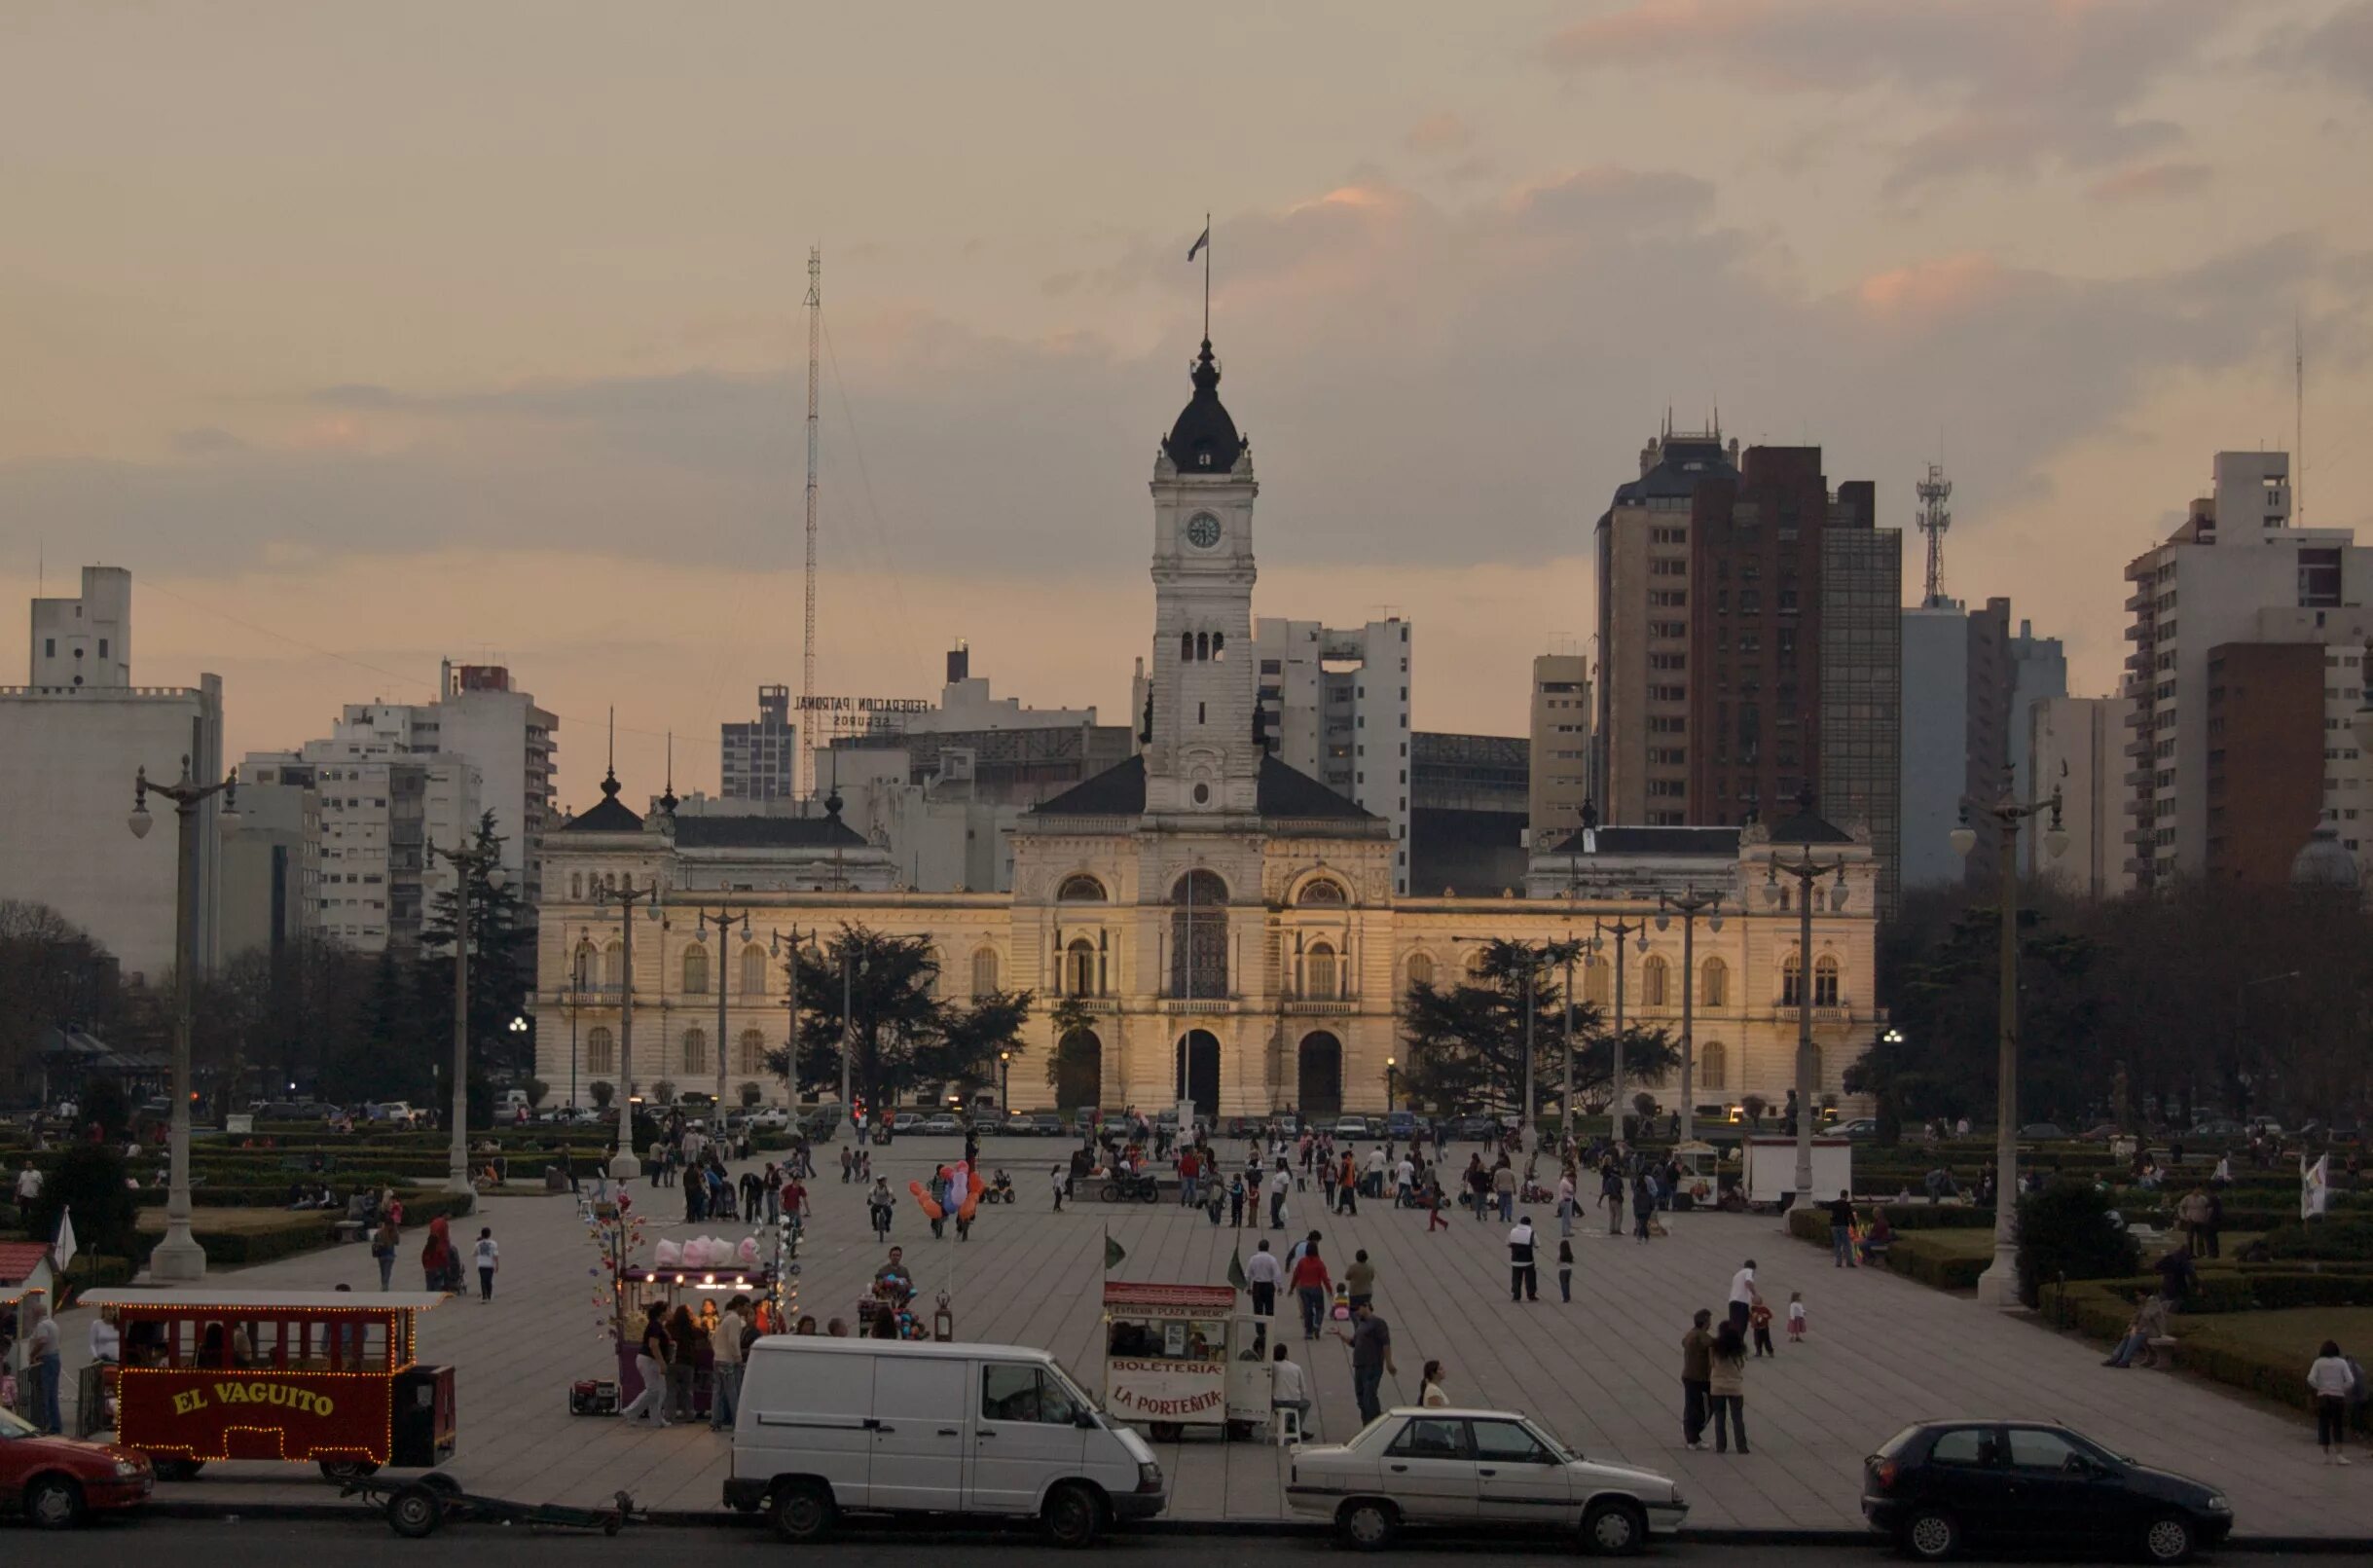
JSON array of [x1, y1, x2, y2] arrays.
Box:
[[1700, 957, 1729, 1008], [926, 948, 945, 997], [971, 946, 1001, 998], [738, 1029, 766, 1076], [741, 943, 768, 996], [682, 1028, 708, 1076], [1296, 877, 1347, 906], [1056, 874, 1107, 902], [1583, 956, 1610, 1006], [1813, 955, 1841, 1007], [603, 941, 625, 990], [1210, 632, 1224, 660], [1067, 937, 1097, 997], [1464, 948, 1491, 981], [570, 873, 583, 900], [682, 945, 710, 996], [1781, 951, 1804, 1008], [1181, 631, 1193, 661], [572, 941, 597, 991], [1642, 954, 1668, 1007], [1195, 631, 1209, 661], [1170, 870, 1228, 997], [1305, 940, 1338, 1000], [1406, 952, 1435, 991], [586, 1027, 615, 1076], [1699, 1039, 1727, 1091]]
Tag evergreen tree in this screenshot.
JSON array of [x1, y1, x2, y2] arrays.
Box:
[[766, 924, 1036, 1113], [1399, 937, 1676, 1114], [417, 811, 537, 1078]]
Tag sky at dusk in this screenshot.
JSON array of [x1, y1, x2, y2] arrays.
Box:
[[7, 1, 2373, 813]]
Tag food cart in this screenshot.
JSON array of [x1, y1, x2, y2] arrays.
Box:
[[1099, 1282, 1272, 1441], [79, 1289, 455, 1481], [604, 1262, 780, 1415]]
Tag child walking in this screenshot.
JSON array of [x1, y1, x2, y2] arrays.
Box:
[[473, 1226, 499, 1301], [1749, 1295, 1775, 1357], [1786, 1291, 1807, 1343]]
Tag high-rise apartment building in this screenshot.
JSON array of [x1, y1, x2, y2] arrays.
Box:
[[2121, 452, 2373, 888], [1527, 653, 1590, 849], [722, 685, 798, 802], [1252, 616, 1413, 891], [406, 662, 556, 902], [1595, 431, 1899, 896], [1899, 597, 2063, 894], [2027, 695, 2127, 897], [2, 566, 226, 981]]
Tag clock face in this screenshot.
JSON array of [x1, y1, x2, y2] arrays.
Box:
[[1185, 511, 1223, 550]]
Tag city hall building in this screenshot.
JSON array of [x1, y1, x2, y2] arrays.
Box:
[[533, 338, 1881, 1119]]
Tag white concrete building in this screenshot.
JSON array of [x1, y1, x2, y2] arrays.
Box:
[[404, 663, 557, 903], [2027, 696, 2128, 897], [0, 567, 225, 981], [2121, 451, 2373, 888], [1250, 616, 1413, 892]]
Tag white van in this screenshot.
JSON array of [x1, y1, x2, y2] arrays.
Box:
[[726, 1337, 1164, 1546]]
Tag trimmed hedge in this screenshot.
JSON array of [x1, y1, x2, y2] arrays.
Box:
[[2043, 1271, 2373, 1415], [130, 1187, 477, 1267], [2262, 1216, 2373, 1261], [1785, 1206, 1990, 1290]]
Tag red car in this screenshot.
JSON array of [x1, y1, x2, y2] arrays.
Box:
[[0, 1404, 153, 1528]]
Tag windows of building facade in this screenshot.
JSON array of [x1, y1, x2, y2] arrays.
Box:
[[1813, 955, 1841, 1006], [586, 1027, 615, 1076], [1170, 871, 1228, 997], [1698, 1039, 1726, 1090], [1781, 951, 1802, 1007], [682, 946, 710, 996], [1405, 952, 1435, 991], [1296, 877, 1346, 906], [603, 941, 625, 990], [682, 1028, 708, 1076], [1305, 940, 1338, 999], [1700, 957, 1728, 1007], [971, 946, 1001, 998], [1583, 956, 1610, 1005], [741, 943, 768, 996], [1056, 874, 1108, 902], [738, 1029, 766, 1076], [1067, 937, 1098, 997], [573, 941, 597, 991], [1641, 954, 1668, 1006]]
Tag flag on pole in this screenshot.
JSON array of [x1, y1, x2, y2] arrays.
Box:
[[1187, 224, 1210, 262], [53, 1206, 78, 1277], [1104, 1231, 1127, 1271], [1225, 1249, 1248, 1293], [2303, 1152, 2331, 1220]]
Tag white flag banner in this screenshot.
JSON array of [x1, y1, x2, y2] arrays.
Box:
[[2302, 1153, 2331, 1220], [54, 1205, 78, 1277]]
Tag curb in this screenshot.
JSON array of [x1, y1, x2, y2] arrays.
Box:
[[131, 1501, 2373, 1550]]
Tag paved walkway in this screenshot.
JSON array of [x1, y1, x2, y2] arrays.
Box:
[[53, 1134, 2373, 1536]]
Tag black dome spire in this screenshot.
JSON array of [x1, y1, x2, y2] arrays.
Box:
[[1162, 339, 1244, 473]]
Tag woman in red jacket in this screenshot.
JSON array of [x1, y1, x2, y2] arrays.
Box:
[[1289, 1242, 1333, 1340]]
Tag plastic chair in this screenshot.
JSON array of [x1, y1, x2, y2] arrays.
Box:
[[1271, 1405, 1305, 1446]]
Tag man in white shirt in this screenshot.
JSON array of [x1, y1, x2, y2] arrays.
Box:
[[1556, 1170, 1577, 1236], [1266, 1161, 1292, 1230], [1245, 1239, 1282, 1318], [711, 1295, 749, 1431], [1393, 1155, 1415, 1207], [1728, 1259, 1760, 1332], [1507, 1217, 1539, 1302], [1269, 1343, 1311, 1435], [1363, 1147, 1387, 1198], [15, 1160, 41, 1205]]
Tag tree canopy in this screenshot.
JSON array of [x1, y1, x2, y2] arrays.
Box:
[[1398, 937, 1679, 1115], [769, 925, 1036, 1112]]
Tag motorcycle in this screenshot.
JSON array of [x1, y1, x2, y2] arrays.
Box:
[[1100, 1171, 1161, 1203]]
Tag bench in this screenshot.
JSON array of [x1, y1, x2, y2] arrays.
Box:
[[332, 1220, 367, 1244], [2146, 1334, 2180, 1369]]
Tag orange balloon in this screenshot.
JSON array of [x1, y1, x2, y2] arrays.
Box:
[[906, 1179, 945, 1221]]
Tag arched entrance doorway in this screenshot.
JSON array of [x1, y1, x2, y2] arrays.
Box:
[[1174, 1030, 1221, 1118], [1296, 1032, 1343, 1117], [1053, 1030, 1102, 1111]]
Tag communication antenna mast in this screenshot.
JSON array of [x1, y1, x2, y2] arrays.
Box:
[[1916, 462, 1953, 607], [801, 245, 821, 800], [2295, 312, 2305, 526]]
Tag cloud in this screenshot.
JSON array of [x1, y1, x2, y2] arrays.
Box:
[[1543, 0, 2233, 197], [2263, 0, 2373, 97], [2086, 160, 2215, 205], [1404, 111, 1475, 157]]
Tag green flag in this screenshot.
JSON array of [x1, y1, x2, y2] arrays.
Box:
[[1104, 1233, 1127, 1271], [1226, 1250, 1248, 1293]]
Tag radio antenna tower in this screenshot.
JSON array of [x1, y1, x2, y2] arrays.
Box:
[[1916, 462, 1953, 607], [800, 245, 821, 801]]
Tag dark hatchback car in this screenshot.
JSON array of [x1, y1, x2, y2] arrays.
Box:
[[1864, 1420, 2232, 1563]]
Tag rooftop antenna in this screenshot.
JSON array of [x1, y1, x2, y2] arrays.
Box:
[[1917, 461, 1953, 607], [800, 244, 822, 801], [2296, 310, 2306, 525], [606, 707, 615, 776]]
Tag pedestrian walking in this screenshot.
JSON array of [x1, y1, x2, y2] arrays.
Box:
[[1345, 1249, 1376, 1312], [371, 1218, 399, 1291], [1229, 1172, 1247, 1227], [1749, 1296, 1775, 1356], [1268, 1159, 1293, 1229], [1051, 1164, 1068, 1212], [2310, 1341, 2356, 1464], [1247, 1239, 1281, 1318], [620, 1303, 673, 1426], [1492, 1159, 1517, 1222], [24, 1296, 61, 1434], [711, 1295, 749, 1431], [1708, 1320, 1750, 1453], [1557, 1238, 1574, 1303], [1602, 1160, 1625, 1235], [1289, 1241, 1333, 1339], [1335, 1151, 1360, 1215], [1333, 1301, 1397, 1427], [473, 1226, 500, 1301], [1826, 1189, 1858, 1267], [1507, 1215, 1539, 1302], [1419, 1360, 1449, 1407], [1631, 1174, 1655, 1242], [1556, 1167, 1577, 1238], [1680, 1309, 1714, 1449]]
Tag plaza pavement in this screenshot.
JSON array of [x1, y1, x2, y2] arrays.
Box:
[[53, 1132, 2373, 1537]]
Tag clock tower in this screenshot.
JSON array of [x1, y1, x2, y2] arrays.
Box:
[[1146, 338, 1260, 816]]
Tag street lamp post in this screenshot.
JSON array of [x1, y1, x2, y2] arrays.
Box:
[[1453, 935, 1583, 1154], [595, 881, 662, 1179], [1657, 887, 1726, 1147], [1765, 843, 1850, 1203], [1384, 1054, 1398, 1114], [1950, 766, 2066, 1308], [692, 905, 752, 1118], [425, 834, 508, 1199], [999, 1049, 1011, 1112], [507, 1016, 529, 1116], [765, 926, 814, 1112], [1588, 916, 1644, 1143], [128, 754, 239, 1283]]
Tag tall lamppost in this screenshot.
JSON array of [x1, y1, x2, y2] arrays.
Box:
[[999, 1048, 1012, 1112], [1657, 887, 1726, 1146], [1765, 836, 1850, 1203], [1951, 766, 2067, 1308], [691, 904, 752, 1116], [1384, 1053, 1398, 1114], [764, 925, 814, 1112], [128, 754, 239, 1283], [595, 880, 663, 1178], [425, 834, 507, 1199], [1587, 915, 1645, 1142], [507, 1015, 529, 1116]]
